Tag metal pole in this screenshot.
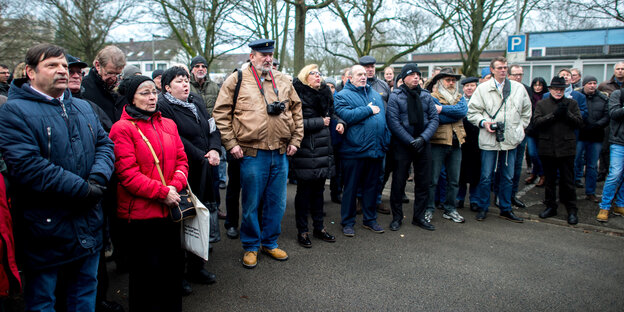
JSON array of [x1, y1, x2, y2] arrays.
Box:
[[151, 34, 155, 73]]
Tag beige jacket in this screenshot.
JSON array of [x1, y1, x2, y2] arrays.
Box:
[[430, 91, 466, 146], [212, 66, 303, 156]]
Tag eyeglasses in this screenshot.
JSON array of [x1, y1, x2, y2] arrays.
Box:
[[137, 90, 159, 96], [309, 71, 322, 76], [494, 66, 508, 70], [69, 68, 84, 77], [0, 71, 9, 75], [194, 64, 207, 69], [511, 73, 523, 77]]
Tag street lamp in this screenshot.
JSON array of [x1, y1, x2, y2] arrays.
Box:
[[152, 34, 166, 72]]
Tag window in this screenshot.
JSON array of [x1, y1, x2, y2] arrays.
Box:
[[145, 63, 153, 72], [157, 63, 167, 70], [137, 51, 144, 57]]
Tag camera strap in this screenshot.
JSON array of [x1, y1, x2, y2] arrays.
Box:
[[250, 65, 279, 105], [487, 78, 511, 120]]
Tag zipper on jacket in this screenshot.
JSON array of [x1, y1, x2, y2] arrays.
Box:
[[127, 198, 136, 223], [151, 118, 166, 175], [88, 124, 96, 142], [47, 127, 52, 160]]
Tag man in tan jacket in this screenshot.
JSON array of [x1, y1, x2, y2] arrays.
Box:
[[213, 39, 303, 269], [425, 68, 467, 224]]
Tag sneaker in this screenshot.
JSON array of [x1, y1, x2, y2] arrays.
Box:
[[342, 225, 355, 237], [362, 223, 384, 233], [443, 210, 465, 223], [424, 210, 433, 223], [261, 247, 288, 261], [596, 209, 609, 222], [242, 251, 258, 269], [614, 207, 624, 216]]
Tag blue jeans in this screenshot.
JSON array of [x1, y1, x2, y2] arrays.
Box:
[[24, 252, 99, 312], [218, 146, 227, 183], [341, 158, 382, 227], [457, 183, 478, 204], [240, 150, 288, 251], [575, 141, 602, 195], [475, 149, 517, 212], [428, 144, 461, 213], [526, 136, 543, 176], [494, 139, 526, 196], [599, 144, 624, 210]]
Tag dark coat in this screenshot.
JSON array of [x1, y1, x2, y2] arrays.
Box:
[[0, 79, 115, 269], [533, 96, 583, 157], [157, 92, 221, 198], [578, 90, 609, 142], [73, 91, 113, 132], [291, 79, 341, 180], [0, 82, 8, 97], [386, 86, 439, 159], [459, 98, 481, 186], [367, 77, 391, 104], [334, 81, 391, 159], [608, 90, 624, 146], [82, 67, 123, 123]]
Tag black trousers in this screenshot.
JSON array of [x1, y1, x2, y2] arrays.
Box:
[[224, 154, 241, 230], [294, 178, 326, 234], [330, 144, 343, 197], [390, 144, 431, 222], [541, 155, 577, 214], [128, 218, 182, 312]]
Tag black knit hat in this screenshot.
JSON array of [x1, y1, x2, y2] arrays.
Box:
[[582, 75, 597, 86], [152, 69, 164, 79], [399, 63, 421, 81], [190, 55, 208, 68], [117, 75, 153, 105]]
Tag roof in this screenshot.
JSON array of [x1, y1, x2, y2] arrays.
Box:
[[116, 39, 183, 62], [410, 50, 505, 62]]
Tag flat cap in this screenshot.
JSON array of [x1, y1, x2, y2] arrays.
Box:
[[461, 77, 479, 85], [359, 55, 376, 66], [249, 39, 275, 53], [66, 54, 87, 69]]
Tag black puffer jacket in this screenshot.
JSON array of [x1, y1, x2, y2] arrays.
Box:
[[578, 90, 609, 142], [291, 79, 342, 180]]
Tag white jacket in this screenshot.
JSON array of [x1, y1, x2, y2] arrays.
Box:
[[467, 79, 532, 151]]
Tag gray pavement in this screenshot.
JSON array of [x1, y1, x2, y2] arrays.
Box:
[[108, 174, 624, 311]]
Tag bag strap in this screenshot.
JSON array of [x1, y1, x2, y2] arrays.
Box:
[[130, 121, 166, 185], [232, 68, 243, 112]]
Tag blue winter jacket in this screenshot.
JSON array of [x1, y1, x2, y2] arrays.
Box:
[[0, 79, 115, 269], [334, 81, 390, 159], [386, 87, 439, 145]]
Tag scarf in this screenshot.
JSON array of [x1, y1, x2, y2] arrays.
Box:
[[164, 92, 199, 122], [126, 103, 157, 121], [435, 80, 460, 105], [564, 84, 573, 99], [401, 84, 424, 136]]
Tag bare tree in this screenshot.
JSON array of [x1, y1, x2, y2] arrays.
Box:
[[283, 0, 334, 74], [39, 0, 133, 64], [228, 0, 292, 70], [154, 0, 247, 73], [325, 0, 451, 69], [567, 0, 624, 24]]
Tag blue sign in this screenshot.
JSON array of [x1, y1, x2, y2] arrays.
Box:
[[507, 35, 526, 53]]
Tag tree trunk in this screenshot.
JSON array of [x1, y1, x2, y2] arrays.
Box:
[[293, 2, 307, 74]]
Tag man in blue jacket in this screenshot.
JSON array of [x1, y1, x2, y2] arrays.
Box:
[[0, 44, 115, 311], [335, 65, 391, 236], [386, 63, 439, 231]]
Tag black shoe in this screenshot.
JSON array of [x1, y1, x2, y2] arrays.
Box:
[[331, 194, 342, 204], [568, 213, 578, 225], [511, 196, 526, 208], [499, 210, 524, 223], [298, 233, 312, 248], [476, 210, 487, 221], [412, 218, 435, 231], [226, 227, 239, 239], [456, 200, 464, 209], [187, 268, 216, 285], [470, 203, 479, 212], [575, 180, 585, 188], [389, 220, 401, 231], [181, 279, 193, 296], [96, 300, 125, 312], [313, 229, 336, 242], [402, 194, 409, 203], [539, 207, 557, 219]]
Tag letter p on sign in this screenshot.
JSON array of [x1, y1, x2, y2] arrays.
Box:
[[507, 35, 526, 53]]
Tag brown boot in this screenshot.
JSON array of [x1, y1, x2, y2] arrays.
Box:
[[535, 176, 545, 187], [525, 174, 537, 184], [376, 203, 390, 215]]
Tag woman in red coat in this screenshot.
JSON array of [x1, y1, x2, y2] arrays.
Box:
[[109, 75, 189, 312], [0, 172, 21, 306]]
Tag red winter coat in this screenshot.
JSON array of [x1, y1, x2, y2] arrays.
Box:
[[0, 173, 21, 297], [109, 107, 188, 220]]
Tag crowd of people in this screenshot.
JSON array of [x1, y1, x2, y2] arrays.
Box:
[[0, 39, 622, 312]]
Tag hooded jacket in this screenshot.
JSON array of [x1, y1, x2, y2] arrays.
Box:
[[608, 90, 624, 146], [110, 107, 188, 220], [598, 76, 624, 96], [334, 81, 390, 159], [467, 79, 532, 151], [578, 89, 609, 142], [0, 79, 115, 269], [291, 79, 342, 180]]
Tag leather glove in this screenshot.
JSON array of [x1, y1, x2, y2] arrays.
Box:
[[410, 137, 425, 153], [554, 103, 567, 119], [85, 180, 107, 202]]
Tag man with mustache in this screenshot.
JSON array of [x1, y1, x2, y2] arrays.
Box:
[[0, 43, 115, 311], [213, 39, 303, 269]]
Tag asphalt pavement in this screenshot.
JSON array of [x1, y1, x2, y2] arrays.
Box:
[[107, 170, 624, 311]]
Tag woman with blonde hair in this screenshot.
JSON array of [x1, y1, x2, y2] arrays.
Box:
[[291, 64, 344, 248]]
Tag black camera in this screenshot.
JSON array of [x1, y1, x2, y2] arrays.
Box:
[[489, 121, 505, 142], [267, 101, 286, 115]]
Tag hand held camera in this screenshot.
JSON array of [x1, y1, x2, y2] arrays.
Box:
[[267, 101, 286, 115], [489, 121, 505, 142]]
